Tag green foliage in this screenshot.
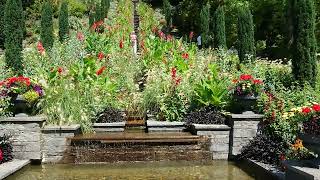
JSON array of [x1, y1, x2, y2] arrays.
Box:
[[4, 0, 24, 75], [200, 4, 210, 47], [59, 1, 69, 42], [101, 0, 110, 18], [291, 0, 317, 87], [89, 10, 95, 27], [41, 0, 54, 50], [194, 64, 229, 109], [0, 0, 5, 48], [67, 0, 87, 17], [95, 3, 103, 21], [214, 6, 226, 49], [237, 5, 255, 63], [162, 0, 172, 27]]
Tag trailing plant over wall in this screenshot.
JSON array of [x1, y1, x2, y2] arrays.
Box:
[[4, 0, 24, 75], [237, 5, 255, 63], [41, 0, 54, 50], [59, 0, 69, 42], [291, 0, 317, 87]]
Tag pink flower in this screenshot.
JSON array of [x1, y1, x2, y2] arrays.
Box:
[[166, 34, 173, 41], [189, 31, 194, 40], [0, 148, 3, 162], [97, 52, 104, 60], [37, 41, 45, 55], [158, 30, 166, 39], [76, 32, 84, 41]]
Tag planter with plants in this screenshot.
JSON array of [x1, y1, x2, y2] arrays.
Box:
[[230, 74, 263, 113], [0, 76, 44, 116]]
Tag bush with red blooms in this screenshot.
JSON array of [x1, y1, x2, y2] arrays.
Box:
[[300, 103, 320, 135], [0, 135, 13, 164], [231, 74, 263, 97]]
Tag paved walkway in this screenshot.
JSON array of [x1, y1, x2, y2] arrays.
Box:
[[0, 159, 30, 180]]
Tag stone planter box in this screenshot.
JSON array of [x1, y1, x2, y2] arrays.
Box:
[[93, 122, 125, 132], [41, 124, 81, 163], [298, 133, 320, 169], [0, 116, 46, 160], [146, 120, 186, 132], [190, 124, 231, 160]]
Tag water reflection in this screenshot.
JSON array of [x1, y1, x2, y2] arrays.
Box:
[[7, 161, 253, 180]]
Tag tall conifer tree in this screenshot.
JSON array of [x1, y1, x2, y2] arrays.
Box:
[[41, 0, 54, 49], [214, 6, 226, 49], [200, 4, 210, 47], [59, 1, 69, 42]]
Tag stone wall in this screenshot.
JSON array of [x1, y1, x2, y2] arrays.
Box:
[[191, 124, 231, 160], [228, 112, 263, 155], [0, 116, 45, 160], [41, 125, 80, 163]]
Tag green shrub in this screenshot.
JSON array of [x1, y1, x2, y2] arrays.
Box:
[[291, 0, 317, 87], [163, 0, 171, 27], [89, 10, 95, 27], [101, 0, 110, 18], [95, 3, 103, 21], [237, 6, 255, 63], [67, 0, 86, 17], [214, 6, 226, 49], [200, 4, 210, 47], [0, 0, 5, 48], [59, 1, 69, 42], [4, 0, 24, 75], [41, 0, 54, 50]]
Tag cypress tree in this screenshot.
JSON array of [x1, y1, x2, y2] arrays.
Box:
[[214, 6, 227, 49], [291, 0, 317, 86], [59, 1, 69, 42], [89, 10, 95, 27], [200, 4, 210, 47], [163, 0, 172, 27], [41, 0, 54, 50], [0, 0, 5, 48], [101, 0, 110, 19], [4, 0, 24, 75], [16, 0, 25, 38], [237, 6, 255, 63], [95, 3, 103, 22]]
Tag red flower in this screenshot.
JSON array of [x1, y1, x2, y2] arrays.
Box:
[[253, 79, 263, 84], [76, 32, 84, 41], [119, 40, 124, 49], [312, 104, 320, 112], [158, 30, 166, 39], [182, 53, 189, 60], [232, 79, 238, 83], [279, 154, 286, 161], [91, 20, 104, 31], [96, 66, 106, 75], [240, 74, 253, 81], [175, 77, 182, 85], [171, 67, 177, 80], [97, 52, 104, 60], [0, 148, 3, 162], [166, 34, 173, 41], [302, 107, 312, 115], [57, 67, 63, 74], [37, 41, 45, 55]]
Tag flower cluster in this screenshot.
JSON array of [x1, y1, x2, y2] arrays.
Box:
[[0, 76, 44, 103], [232, 74, 263, 97], [171, 67, 182, 86]]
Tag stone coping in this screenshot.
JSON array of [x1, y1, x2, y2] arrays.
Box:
[[229, 111, 264, 120], [0, 116, 46, 124], [147, 120, 185, 127], [42, 124, 81, 133], [239, 159, 284, 180], [0, 159, 30, 179], [299, 133, 320, 144], [191, 124, 231, 131], [93, 122, 126, 127], [284, 160, 320, 179]]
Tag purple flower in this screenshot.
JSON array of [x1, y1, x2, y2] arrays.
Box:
[[33, 85, 44, 96]]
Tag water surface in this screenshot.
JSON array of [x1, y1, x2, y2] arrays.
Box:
[[8, 161, 253, 180]]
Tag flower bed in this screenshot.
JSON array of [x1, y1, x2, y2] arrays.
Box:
[[0, 135, 13, 165]]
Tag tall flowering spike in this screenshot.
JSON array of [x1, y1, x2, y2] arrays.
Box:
[[37, 41, 45, 55], [96, 66, 106, 75], [171, 67, 177, 79], [189, 31, 194, 40], [76, 32, 84, 41], [97, 52, 104, 60], [119, 40, 124, 49]]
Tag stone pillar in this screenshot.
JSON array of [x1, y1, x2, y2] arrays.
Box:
[[228, 112, 263, 156], [41, 125, 81, 163], [190, 124, 231, 160], [0, 116, 45, 160]]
